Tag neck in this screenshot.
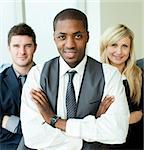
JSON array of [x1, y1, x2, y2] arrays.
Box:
[[13, 62, 33, 75], [111, 63, 125, 74]]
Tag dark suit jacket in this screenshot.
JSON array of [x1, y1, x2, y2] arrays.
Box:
[[40, 56, 108, 150], [0, 66, 22, 150], [136, 58, 144, 69]]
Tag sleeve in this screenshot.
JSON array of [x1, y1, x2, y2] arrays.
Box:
[[66, 64, 130, 144], [20, 65, 82, 150], [5, 115, 20, 133]]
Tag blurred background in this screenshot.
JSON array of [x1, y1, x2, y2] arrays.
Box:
[[0, 0, 144, 64]]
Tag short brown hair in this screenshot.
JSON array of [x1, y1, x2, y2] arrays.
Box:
[[8, 23, 37, 46]]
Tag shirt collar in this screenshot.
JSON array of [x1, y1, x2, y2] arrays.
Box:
[[12, 62, 35, 78], [122, 74, 127, 80], [59, 55, 87, 77], [12, 66, 21, 78]]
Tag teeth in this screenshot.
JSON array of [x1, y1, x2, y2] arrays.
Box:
[[113, 56, 122, 59], [65, 51, 76, 58], [65, 51, 75, 53]]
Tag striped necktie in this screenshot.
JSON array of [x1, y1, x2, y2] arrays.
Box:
[[66, 71, 77, 119]]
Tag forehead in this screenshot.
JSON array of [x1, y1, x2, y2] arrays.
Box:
[[55, 19, 85, 33], [109, 36, 131, 45], [117, 36, 131, 44], [10, 35, 33, 44]]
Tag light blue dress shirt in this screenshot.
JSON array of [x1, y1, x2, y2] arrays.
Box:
[[0, 63, 11, 72]]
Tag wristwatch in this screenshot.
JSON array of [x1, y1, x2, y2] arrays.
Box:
[[50, 115, 60, 128]]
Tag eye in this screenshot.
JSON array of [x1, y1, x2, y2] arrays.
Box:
[[58, 35, 66, 40], [122, 44, 128, 48], [25, 44, 32, 48], [75, 34, 82, 39], [13, 44, 19, 48], [111, 43, 117, 47]]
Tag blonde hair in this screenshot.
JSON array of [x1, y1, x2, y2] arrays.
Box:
[[100, 24, 142, 105]]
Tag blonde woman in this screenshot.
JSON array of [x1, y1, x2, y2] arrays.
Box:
[[100, 24, 143, 149]]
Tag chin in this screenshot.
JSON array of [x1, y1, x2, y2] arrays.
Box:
[[18, 61, 29, 67]]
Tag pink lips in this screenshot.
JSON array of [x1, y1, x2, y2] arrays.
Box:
[[64, 50, 77, 58], [112, 55, 123, 61]]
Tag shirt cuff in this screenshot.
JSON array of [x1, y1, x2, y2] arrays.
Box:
[[66, 118, 81, 138], [66, 115, 96, 139], [6, 115, 20, 133]]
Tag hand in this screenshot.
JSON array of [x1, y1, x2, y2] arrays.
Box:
[[2, 115, 9, 128], [96, 96, 114, 118], [129, 110, 143, 124], [31, 89, 55, 124]]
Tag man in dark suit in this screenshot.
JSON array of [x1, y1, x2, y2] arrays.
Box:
[[21, 8, 129, 150], [0, 23, 37, 150]]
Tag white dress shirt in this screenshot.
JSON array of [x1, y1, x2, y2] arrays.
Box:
[[21, 56, 130, 150], [57, 56, 86, 119]]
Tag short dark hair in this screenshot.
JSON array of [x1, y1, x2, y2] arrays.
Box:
[[53, 8, 88, 31], [8, 23, 37, 46]]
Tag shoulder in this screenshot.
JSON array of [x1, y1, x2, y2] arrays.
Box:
[[41, 57, 59, 74], [102, 63, 122, 81], [0, 63, 11, 73], [28, 57, 59, 76], [102, 63, 120, 74], [28, 63, 45, 77], [0, 66, 12, 78], [87, 57, 103, 70], [44, 57, 59, 67], [0, 67, 13, 87], [86, 57, 121, 77], [136, 58, 144, 69], [87, 56, 101, 64]]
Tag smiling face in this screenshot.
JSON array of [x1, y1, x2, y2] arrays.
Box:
[[9, 35, 36, 69], [106, 36, 131, 71], [54, 19, 89, 68]]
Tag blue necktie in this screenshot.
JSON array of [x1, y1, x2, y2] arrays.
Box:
[[66, 71, 77, 118], [18, 75, 27, 94]]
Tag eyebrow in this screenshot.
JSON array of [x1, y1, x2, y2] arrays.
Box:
[[12, 43, 33, 46], [56, 31, 86, 35]]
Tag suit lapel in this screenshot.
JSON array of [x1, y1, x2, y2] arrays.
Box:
[[76, 57, 104, 117], [4, 67, 20, 106], [40, 57, 59, 113]]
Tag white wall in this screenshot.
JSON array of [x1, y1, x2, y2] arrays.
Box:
[[25, 0, 101, 64], [142, 1, 144, 56], [100, 0, 144, 59], [2, 0, 142, 63], [86, 0, 101, 61], [0, 0, 101, 64], [25, 0, 79, 64], [0, 0, 23, 64]]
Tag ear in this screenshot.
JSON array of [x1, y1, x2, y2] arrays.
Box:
[[86, 31, 89, 43], [53, 32, 56, 42], [33, 44, 37, 52]]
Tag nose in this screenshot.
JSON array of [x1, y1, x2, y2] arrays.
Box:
[[65, 37, 76, 49], [116, 46, 122, 54], [19, 46, 26, 54]]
